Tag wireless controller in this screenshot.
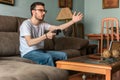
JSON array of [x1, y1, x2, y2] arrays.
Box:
[[52, 29, 61, 35]]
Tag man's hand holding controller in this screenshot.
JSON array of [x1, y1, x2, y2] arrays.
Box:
[[45, 29, 61, 39], [52, 29, 61, 35]]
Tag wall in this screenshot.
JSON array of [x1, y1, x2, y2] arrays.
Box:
[[0, 0, 84, 25], [2, 0, 119, 35], [84, 0, 120, 34]]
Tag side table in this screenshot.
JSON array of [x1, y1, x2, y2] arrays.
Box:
[[56, 55, 120, 80]]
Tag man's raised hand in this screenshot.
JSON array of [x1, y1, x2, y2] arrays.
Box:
[[72, 11, 83, 23]]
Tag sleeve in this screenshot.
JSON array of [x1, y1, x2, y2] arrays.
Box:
[[20, 21, 31, 37], [44, 22, 51, 30]]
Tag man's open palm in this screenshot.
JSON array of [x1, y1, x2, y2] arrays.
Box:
[[72, 11, 83, 23]]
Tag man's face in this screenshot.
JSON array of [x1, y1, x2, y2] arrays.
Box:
[[32, 5, 47, 21]]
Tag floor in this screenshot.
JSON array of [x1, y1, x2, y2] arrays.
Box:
[[69, 73, 105, 80]]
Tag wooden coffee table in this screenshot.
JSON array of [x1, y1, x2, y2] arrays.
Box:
[[56, 54, 120, 80]]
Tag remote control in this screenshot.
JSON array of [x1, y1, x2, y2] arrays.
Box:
[[52, 29, 61, 35]]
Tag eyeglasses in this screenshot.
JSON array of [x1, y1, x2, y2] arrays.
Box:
[[34, 9, 47, 13]]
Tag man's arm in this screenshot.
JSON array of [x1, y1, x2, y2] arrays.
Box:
[[24, 34, 46, 46], [24, 31, 56, 46], [49, 12, 83, 31]]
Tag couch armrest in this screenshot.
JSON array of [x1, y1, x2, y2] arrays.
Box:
[[54, 37, 89, 50]]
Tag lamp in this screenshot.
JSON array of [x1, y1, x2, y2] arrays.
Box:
[[56, 7, 72, 22], [56, 7, 74, 36]]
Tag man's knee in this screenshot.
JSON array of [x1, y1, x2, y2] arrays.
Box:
[[44, 54, 52, 59], [59, 52, 67, 60], [62, 52, 67, 57]]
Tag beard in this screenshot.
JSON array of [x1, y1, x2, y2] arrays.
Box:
[[35, 14, 44, 21]]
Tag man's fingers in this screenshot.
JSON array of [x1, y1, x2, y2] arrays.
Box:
[[73, 11, 76, 16], [73, 11, 83, 17], [77, 12, 83, 17], [77, 12, 81, 16]]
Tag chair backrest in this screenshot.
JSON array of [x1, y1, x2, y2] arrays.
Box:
[[101, 17, 119, 53]]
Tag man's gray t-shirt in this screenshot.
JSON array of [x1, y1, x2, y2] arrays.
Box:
[[20, 19, 51, 57]]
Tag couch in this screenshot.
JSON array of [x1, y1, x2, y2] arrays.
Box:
[[0, 15, 89, 80]]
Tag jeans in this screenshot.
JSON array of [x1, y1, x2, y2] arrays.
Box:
[[23, 49, 67, 66]]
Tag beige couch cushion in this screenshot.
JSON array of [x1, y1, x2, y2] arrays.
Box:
[[0, 32, 19, 56]]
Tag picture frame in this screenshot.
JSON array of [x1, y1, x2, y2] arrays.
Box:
[[103, 0, 119, 9], [58, 0, 66, 8], [65, 0, 72, 9], [58, 0, 72, 9], [0, 0, 14, 6]]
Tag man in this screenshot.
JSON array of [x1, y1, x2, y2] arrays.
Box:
[[19, 2, 83, 66]]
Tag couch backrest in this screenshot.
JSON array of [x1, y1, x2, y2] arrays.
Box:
[[54, 37, 89, 50], [0, 15, 26, 32], [0, 15, 18, 32], [0, 15, 26, 56]]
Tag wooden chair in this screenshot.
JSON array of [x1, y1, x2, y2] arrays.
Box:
[[100, 17, 119, 53]]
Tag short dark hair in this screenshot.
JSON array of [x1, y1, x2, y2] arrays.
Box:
[[30, 2, 45, 15]]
